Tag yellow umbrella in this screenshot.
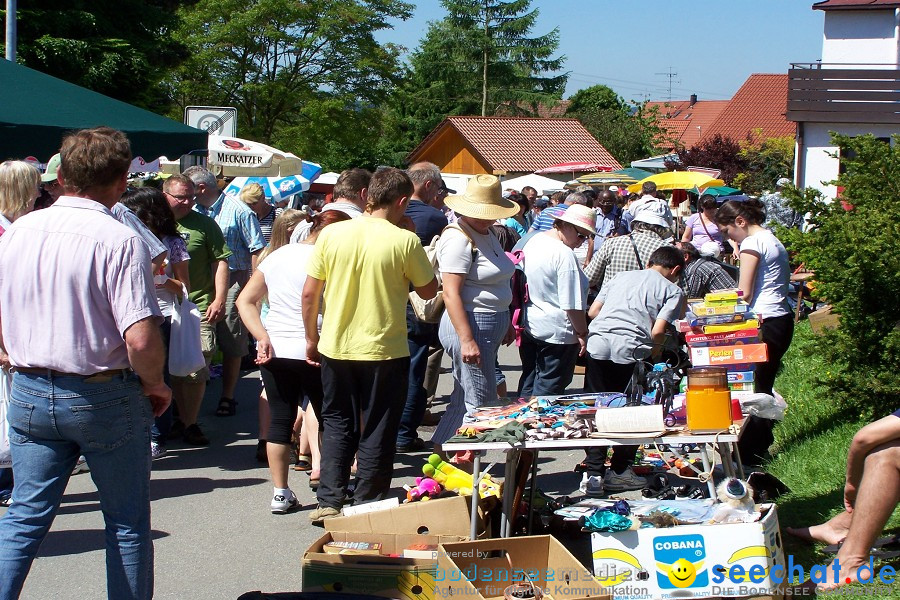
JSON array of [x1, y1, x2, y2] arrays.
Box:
[[626, 171, 725, 194]]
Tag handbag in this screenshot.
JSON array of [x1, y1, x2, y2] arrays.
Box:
[[0, 368, 11, 468], [168, 285, 207, 377], [409, 224, 475, 323]]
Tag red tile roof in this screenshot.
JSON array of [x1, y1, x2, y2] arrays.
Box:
[[408, 116, 621, 172], [814, 0, 900, 10], [645, 100, 730, 149], [704, 74, 795, 142]]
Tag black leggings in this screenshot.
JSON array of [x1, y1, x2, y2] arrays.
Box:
[[739, 313, 795, 464], [583, 358, 639, 474], [259, 358, 324, 445]]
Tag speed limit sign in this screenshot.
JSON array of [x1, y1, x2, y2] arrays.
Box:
[[185, 106, 237, 137]]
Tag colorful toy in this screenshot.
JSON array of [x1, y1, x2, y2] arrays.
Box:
[[422, 454, 502, 501], [404, 477, 442, 503]]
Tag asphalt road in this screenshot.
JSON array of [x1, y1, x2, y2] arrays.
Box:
[[3, 344, 596, 600]]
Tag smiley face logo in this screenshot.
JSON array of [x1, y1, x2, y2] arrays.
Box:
[[668, 559, 697, 588]]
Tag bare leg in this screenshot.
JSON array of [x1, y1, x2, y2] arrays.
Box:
[[819, 442, 900, 590], [171, 380, 205, 427], [304, 405, 321, 480], [786, 510, 852, 545], [267, 442, 292, 490], [221, 355, 242, 400]]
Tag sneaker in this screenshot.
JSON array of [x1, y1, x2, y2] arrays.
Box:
[[309, 505, 340, 525], [150, 442, 167, 460], [271, 493, 300, 514], [602, 467, 647, 493], [579, 472, 605, 498], [72, 456, 90, 475], [0, 494, 11, 507], [182, 423, 210, 446]]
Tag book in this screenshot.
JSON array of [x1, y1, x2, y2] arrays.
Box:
[[403, 544, 439, 559], [685, 329, 760, 347], [323, 541, 383, 555], [702, 319, 760, 334]]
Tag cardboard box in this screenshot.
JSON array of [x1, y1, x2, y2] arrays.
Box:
[[690, 343, 768, 367], [302, 497, 476, 600], [727, 370, 755, 384], [808, 306, 839, 334], [689, 302, 750, 316], [591, 505, 785, 600], [729, 382, 755, 392], [685, 329, 760, 348], [437, 536, 610, 600]]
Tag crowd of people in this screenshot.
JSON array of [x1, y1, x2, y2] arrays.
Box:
[[0, 126, 815, 598]]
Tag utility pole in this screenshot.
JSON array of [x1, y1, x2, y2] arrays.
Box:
[[5, 0, 16, 61], [481, 0, 489, 117], [655, 67, 680, 101]]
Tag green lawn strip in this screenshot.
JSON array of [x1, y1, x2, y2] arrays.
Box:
[[767, 321, 899, 590]]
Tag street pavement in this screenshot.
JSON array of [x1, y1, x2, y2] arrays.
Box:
[[3, 344, 594, 600]]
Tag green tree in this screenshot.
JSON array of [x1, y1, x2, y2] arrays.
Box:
[[779, 134, 900, 417], [564, 86, 669, 165], [2, 0, 189, 111], [733, 133, 794, 195], [168, 0, 412, 161], [565, 84, 624, 114]]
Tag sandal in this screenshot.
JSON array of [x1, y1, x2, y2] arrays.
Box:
[[309, 470, 320, 491], [294, 454, 312, 472], [215, 397, 236, 417]]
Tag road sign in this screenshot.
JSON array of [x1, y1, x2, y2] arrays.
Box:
[[185, 106, 237, 137]]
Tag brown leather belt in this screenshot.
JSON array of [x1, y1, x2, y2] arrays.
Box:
[[14, 367, 131, 382]]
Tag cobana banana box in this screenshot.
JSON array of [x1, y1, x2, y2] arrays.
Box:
[[590, 505, 784, 600]]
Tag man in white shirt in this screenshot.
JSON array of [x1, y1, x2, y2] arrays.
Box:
[[290, 168, 370, 243]]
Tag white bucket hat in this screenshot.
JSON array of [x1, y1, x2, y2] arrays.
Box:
[[444, 174, 518, 220], [631, 200, 670, 228], [554, 204, 597, 237]]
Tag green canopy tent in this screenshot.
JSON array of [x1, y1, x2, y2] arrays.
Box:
[[0, 60, 206, 162]]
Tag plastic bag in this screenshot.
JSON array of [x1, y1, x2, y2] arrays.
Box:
[[168, 286, 206, 377], [740, 392, 787, 421], [0, 368, 11, 467]]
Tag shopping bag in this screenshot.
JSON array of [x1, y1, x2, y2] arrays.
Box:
[[0, 367, 12, 468], [168, 286, 206, 377]]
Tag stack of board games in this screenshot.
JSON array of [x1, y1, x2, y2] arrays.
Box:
[[682, 290, 767, 402]]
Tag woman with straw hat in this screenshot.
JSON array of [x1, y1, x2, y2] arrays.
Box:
[[431, 175, 519, 445], [517, 204, 593, 399]]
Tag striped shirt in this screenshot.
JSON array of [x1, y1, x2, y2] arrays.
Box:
[[681, 258, 736, 300]]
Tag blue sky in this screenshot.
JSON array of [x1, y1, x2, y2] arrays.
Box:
[[376, 0, 825, 103]]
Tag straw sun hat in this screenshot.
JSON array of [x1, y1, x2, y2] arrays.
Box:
[[553, 204, 597, 237], [444, 174, 518, 221]]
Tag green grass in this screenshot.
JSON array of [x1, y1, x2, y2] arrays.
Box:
[[766, 321, 899, 594]]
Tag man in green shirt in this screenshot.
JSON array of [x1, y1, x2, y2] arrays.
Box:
[[164, 174, 231, 445]]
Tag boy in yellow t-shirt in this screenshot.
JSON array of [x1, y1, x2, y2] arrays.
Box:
[[302, 168, 437, 523]]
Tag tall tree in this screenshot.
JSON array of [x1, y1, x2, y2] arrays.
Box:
[[168, 0, 413, 159], [2, 0, 189, 111], [441, 0, 567, 116]]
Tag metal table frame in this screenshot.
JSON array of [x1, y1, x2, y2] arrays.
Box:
[[444, 429, 744, 539]]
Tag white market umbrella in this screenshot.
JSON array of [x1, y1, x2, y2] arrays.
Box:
[[221, 175, 312, 204], [207, 135, 304, 177], [501, 173, 567, 195]]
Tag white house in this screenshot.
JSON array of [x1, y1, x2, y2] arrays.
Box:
[[787, 0, 900, 199]]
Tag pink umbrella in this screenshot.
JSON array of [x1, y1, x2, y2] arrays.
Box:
[[534, 161, 615, 175]]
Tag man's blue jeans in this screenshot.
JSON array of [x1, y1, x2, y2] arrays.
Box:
[[0, 371, 153, 600], [398, 307, 439, 447]]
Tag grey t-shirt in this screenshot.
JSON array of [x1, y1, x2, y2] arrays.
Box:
[[587, 269, 684, 364]]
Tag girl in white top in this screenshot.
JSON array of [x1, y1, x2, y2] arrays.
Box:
[[237, 209, 350, 513], [715, 197, 794, 465], [431, 175, 519, 445]]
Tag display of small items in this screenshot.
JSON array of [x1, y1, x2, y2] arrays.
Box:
[[674, 290, 768, 432], [403, 454, 503, 504]]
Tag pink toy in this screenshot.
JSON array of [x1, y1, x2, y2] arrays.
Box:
[[405, 476, 443, 502]]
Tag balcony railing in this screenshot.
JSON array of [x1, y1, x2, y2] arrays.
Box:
[[787, 62, 900, 124]]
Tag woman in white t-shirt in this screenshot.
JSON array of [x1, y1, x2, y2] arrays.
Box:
[[716, 197, 793, 465], [518, 204, 593, 398], [236, 210, 350, 513], [431, 175, 519, 445]]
